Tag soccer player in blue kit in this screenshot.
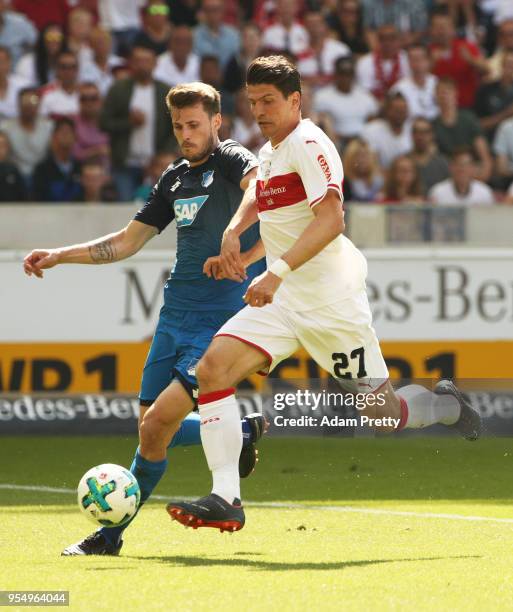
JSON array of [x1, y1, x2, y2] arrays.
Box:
[[23, 83, 267, 555]]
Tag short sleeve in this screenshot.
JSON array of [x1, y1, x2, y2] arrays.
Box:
[[216, 140, 258, 186], [133, 174, 175, 233], [291, 135, 343, 207]]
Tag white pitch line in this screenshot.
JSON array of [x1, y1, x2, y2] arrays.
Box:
[[2, 483, 513, 525]]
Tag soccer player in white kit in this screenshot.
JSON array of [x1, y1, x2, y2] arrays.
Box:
[[167, 56, 482, 533]]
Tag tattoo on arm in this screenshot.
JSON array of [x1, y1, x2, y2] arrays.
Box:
[[89, 240, 117, 263]]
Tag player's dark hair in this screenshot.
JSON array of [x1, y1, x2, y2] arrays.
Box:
[[246, 55, 301, 98], [166, 82, 221, 117]]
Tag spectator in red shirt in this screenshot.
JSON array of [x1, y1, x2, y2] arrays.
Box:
[[13, 0, 70, 30], [429, 10, 489, 109]]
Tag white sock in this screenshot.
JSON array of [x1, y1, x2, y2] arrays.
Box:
[[397, 384, 460, 429], [199, 388, 242, 504]]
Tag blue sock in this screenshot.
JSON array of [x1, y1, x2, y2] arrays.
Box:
[[168, 412, 252, 448], [100, 448, 167, 545]]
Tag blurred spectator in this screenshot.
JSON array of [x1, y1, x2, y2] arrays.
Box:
[[134, 1, 173, 56], [261, 0, 309, 57], [429, 10, 488, 109], [134, 150, 177, 201], [313, 56, 378, 146], [342, 138, 383, 201], [326, 0, 370, 57], [66, 7, 95, 67], [360, 92, 412, 169], [298, 11, 350, 87], [32, 117, 81, 202], [199, 54, 234, 114], [382, 154, 423, 203], [301, 81, 338, 146], [73, 82, 110, 167], [252, 0, 308, 29], [167, 0, 201, 27], [100, 46, 175, 201], [487, 19, 513, 81], [231, 89, 265, 155], [0, 130, 26, 201], [361, 0, 427, 49], [495, 0, 513, 26], [79, 27, 124, 96], [13, 0, 70, 30], [15, 24, 66, 87], [98, 0, 144, 57], [218, 112, 233, 141], [356, 24, 410, 101], [433, 77, 492, 182], [40, 51, 80, 118], [0, 47, 29, 119], [390, 44, 439, 121], [428, 149, 495, 206], [492, 115, 513, 186], [0, 0, 37, 67], [409, 117, 449, 195], [476, 50, 513, 142], [154, 25, 200, 87], [76, 161, 119, 203], [223, 23, 262, 93], [0, 87, 53, 181], [194, 0, 240, 70], [506, 179, 513, 204]]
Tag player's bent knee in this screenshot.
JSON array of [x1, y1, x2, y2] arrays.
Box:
[[196, 350, 230, 391], [139, 405, 180, 451]]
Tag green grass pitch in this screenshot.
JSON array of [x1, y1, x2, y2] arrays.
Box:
[[2, 435, 513, 610]]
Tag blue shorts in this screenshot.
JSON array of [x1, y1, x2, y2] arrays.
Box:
[[139, 306, 238, 405]]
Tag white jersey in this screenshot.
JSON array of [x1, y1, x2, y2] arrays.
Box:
[[256, 118, 367, 312]]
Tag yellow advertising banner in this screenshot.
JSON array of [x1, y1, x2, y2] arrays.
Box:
[[1, 341, 512, 393]]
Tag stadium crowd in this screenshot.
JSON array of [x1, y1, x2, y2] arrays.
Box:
[[0, 0, 513, 205]]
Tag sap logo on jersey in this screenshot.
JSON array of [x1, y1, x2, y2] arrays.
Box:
[[174, 195, 209, 227]]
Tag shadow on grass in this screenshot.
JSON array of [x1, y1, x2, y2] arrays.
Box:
[[125, 554, 482, 572]]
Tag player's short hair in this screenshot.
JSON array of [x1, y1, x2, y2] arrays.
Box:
[[246, 55, 301, 98], [165, 82, 221, 117]]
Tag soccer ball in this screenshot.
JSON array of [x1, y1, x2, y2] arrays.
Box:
[[77, 463, 140, 527]]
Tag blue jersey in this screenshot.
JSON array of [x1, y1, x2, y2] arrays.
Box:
[[134, 140, 264, 311]]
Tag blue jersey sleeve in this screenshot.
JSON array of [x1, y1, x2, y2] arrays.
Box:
[[133, 172, 175, 233], [215, 140, 258, 186]]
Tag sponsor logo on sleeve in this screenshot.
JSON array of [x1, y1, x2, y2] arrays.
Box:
[[317, 154, 332, 182]]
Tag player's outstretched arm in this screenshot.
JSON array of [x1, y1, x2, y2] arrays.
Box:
[[23, 220, 158, 279]]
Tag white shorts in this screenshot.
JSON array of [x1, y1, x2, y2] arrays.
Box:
[[215, 290, 389, 389]]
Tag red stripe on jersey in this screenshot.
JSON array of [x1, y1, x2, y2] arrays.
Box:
[[309, 184, 343, 208], [256, 172, 307, 211]]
